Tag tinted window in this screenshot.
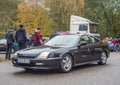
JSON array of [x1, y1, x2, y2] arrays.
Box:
[[90, 36, 99, 44], [79, 24, 87, 31], [80, 35, 91, 44]]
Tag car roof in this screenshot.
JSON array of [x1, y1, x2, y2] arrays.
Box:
[[57, 33, 100, 41], [58, 33, 91, 37]]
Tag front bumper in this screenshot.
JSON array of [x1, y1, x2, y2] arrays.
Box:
[[12, 57, 61, 70]]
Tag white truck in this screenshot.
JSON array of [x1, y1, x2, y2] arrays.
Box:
[[70, 15, 100, 38]]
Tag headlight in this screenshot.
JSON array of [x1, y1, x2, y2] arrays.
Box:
[[37, 52, 50, 59], [12, 51, 18, 58]]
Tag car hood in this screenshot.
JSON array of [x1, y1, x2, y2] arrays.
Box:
[[18, 45, 63, 56]]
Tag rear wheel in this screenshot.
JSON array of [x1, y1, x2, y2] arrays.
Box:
[[60, 54, 73, 73], [98, 51, 107, 65]]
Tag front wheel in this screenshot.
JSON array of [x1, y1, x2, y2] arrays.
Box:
[[98, 52, 107, 65], [60, 54, 73, 73]]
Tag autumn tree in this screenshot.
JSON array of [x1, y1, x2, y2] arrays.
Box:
[[0, 0, 19, 38], [14, 1, 53, 36]]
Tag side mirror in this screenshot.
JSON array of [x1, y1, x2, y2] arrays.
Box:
[[78, 41, 87, 48]]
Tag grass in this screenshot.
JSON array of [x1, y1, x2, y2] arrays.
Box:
[[0, 58, 6, 62]]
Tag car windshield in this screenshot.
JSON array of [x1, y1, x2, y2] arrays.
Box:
[[45, 35, 80, 47]]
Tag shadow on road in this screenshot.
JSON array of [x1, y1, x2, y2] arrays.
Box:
[[13, 63, 110, 76], [13, 69, 60, 75]]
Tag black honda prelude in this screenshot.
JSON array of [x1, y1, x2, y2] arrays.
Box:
[[12, 34, 110, 73]]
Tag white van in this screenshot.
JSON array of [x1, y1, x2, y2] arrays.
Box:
[[70, 15, 100, 39]]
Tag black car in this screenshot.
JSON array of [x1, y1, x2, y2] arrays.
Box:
[[12, 34, 110, 72]]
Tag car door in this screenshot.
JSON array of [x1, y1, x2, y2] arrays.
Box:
[[89, 36, 102, 61], [75, 35, 93, 64]]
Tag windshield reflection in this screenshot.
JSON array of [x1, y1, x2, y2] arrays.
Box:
[[45, 35, 80, 47]]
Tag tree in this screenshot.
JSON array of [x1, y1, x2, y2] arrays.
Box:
[[0, 0, 19, 38], [44, 0, 85, 31], [14, 1, 53, 36], [84, 0, 120, 38]]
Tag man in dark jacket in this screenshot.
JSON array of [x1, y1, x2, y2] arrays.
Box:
[[5, 28, 15, 60], [49, 29, 59, 39], [117, 36, 120, 51], [15, 24, 27, 50]]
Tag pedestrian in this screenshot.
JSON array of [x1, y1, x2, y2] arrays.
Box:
[[15, 24, 27, 50], [33, 28, 43, 46], [49, 29, 59, 39], [5, 27, 15, 60], [27, 33, 33, 47], [26, 33, 31, 47], [112, 38, 117, 47], [116, 36, 120, 51]]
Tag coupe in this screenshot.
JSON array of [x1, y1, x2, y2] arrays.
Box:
[[12, 34, 110, 72]]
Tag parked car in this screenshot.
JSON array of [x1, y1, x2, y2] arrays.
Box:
[[0, 39, 7, 51], [12, 34, 110, 73], [0, 39, 18, 53]]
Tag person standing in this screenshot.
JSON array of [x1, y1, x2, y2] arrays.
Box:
[[5, 27, 15, 60], [49, 29, 59, 39], [116, 36, 120, 51], [33, 28, 43, 46], [15, 24, 27, 50], [112, 38, 117, 47]]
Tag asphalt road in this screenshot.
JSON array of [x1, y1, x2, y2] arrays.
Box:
[[0, 52, 120, 85]]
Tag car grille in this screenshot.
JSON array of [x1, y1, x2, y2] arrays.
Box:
[[18, 63, 35, 66], [18, 56, 36, 59]]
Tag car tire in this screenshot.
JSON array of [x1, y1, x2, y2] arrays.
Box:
[[98, 51, 107, 65], [60, 54, 73, 73]]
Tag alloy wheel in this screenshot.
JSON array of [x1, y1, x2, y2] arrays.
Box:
[[60, 54, 73, 72], [98, 52, 107, 65]]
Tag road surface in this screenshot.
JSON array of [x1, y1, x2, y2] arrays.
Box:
[[0, 52, 120, 85]]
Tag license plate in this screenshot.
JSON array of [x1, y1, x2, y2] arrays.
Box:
[[17, 58, 30, 64]]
